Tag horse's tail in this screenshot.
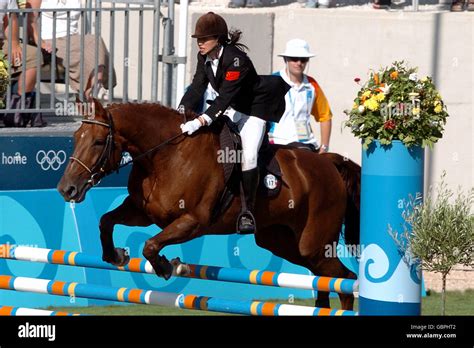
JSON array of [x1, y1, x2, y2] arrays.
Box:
[[322, 152, 361, 247]]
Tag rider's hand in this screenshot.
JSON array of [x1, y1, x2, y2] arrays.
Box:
[[180, 119, 203, 135], [180, 115, 212, 135]]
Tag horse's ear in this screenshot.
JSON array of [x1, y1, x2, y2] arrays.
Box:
[[91, 98, 107, 119], [75, 95, 90, 118]]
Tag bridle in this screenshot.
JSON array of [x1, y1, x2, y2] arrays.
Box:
[[69, 110, 116, 187], [69, 108, 186, 187]]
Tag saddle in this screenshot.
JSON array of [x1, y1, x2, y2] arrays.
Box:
[[211, 117, 318, 222], [210, 117, 316, 223]]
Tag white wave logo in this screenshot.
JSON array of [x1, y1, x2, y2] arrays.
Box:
[[35, 150, 67, 171], [359, 243, 421, 303]]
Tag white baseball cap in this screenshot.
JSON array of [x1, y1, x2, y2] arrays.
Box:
[[278, 39, 315, 58]]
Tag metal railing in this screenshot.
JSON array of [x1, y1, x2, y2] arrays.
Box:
[[0, 0, 183, 119]]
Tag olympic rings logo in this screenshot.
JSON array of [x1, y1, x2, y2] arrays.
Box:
[[35, 150, 67, 171]]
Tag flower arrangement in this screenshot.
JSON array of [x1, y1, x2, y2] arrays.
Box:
[[344, 61, 449, 149], [0, 52, 10, 109]]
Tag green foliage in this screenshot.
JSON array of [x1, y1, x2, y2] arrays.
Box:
[[0, 52, 10, 109], [390, 172, 473, 314], [401, 172, 474, 274], [344, 61, 449, 149]]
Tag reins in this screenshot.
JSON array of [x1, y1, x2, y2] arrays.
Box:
[[117, 132, 185, 170]]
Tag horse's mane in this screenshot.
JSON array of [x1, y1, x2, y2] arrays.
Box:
[[104, 101, 222, 138], [106, 102, 199, 121]]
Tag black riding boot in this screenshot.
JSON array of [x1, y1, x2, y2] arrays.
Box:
[[25, 92, 47, 127], [3, 94, 21, 127], [237, 167, 259, 234]]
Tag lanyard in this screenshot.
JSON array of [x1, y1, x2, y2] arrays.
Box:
[[288, 85, 311, 118]]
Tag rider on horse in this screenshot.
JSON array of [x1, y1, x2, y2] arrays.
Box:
[[178, 12, 289, 234]]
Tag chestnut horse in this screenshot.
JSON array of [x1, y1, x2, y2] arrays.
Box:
[[57, 99, 360, 310]]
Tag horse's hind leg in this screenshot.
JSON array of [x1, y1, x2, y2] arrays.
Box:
[[298, 213, 357, 310], [100, 196, 152, 266], [311, 256, 356, 310], [315, 291, 330, 308], [338, 292, 355, 311], [254, 225, 310, 267], [142, 213, 201, 280], [316, 287, 355, 310], [255, 225, 335, 308]]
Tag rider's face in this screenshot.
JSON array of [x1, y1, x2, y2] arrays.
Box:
[[197, 36, 219, 56]]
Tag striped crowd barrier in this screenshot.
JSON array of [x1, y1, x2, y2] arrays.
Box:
[[0, 275, 356, 316], [0, 244, 358, 295], [0, 305, 81, 316]]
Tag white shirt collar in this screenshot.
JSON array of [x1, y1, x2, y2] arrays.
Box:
[[279, 68, 310, 90], [205, 46, 224, 65]]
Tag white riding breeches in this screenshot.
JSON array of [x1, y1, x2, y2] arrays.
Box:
[[202, 89, 265, 171], [235, 114, 266, 171]]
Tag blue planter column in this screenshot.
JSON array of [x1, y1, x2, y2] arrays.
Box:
[[359, 140, 423, 315]]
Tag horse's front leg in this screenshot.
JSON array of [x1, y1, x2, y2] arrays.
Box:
[[142, 213, 201, 280], [100, 196, 152, 266]]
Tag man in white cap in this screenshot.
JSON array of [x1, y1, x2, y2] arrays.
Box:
[[269, 39, 332, 154]]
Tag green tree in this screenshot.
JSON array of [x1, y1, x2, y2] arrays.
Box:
[[390, 172, 473, 315]]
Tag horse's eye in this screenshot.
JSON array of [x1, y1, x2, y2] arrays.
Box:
[[94, 139, 106, 146]]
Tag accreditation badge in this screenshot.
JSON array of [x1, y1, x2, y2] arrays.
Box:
[[295, 119, 311, 142]]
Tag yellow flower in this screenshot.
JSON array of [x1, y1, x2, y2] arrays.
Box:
[[421, 76, 428, 83], [433, 100, 441, 107], [434, 104, 443, 113], [362, 90, 371, 98], [353, 102, 358, 110], [412, 107, 420, 115], [364, 97, 379, 111], [375, 93, 385, 102], [0, 61, 4, 68]]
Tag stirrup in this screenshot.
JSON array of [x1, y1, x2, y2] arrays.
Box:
[[236, 210, 256, 234]]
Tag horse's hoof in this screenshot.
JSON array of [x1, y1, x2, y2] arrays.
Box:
[[155, 255, 173, 280], [111, 248, 130, 267], [171, 257, 190, 276]]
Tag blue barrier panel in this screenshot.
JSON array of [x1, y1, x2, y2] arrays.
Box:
[[0, 136, 130, 190], [1, 188, 321, 308]]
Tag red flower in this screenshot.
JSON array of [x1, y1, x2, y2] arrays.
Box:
[[384, 120, 396, 130], [354, 77, 361, 83]]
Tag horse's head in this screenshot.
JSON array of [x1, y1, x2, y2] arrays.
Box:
[[57, 99, 124, 202]]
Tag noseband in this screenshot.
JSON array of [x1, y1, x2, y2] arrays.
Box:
[[69, 111, 116, 187]]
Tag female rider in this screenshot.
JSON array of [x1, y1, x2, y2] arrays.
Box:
[[179, 12, 289, 234]]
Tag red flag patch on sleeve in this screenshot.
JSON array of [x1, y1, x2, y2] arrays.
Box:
[[225, 71, 240, 81]]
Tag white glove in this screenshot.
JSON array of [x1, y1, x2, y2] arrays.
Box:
[[180, 115, 213, 135], [180, 119, 202, 135]]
